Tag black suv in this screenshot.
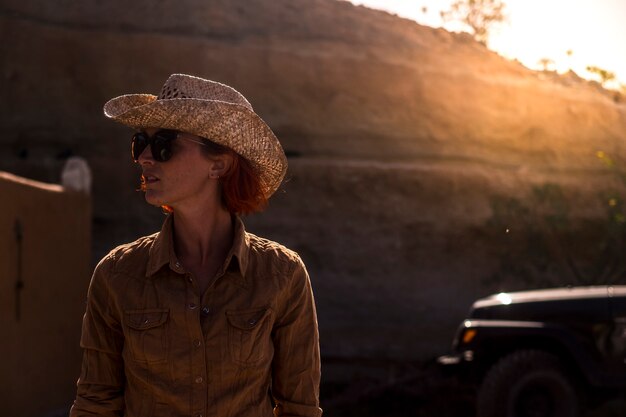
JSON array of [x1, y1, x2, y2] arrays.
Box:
[[438, 286, 626, 417]]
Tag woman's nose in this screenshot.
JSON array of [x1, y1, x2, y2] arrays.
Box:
[[137, 146, 154, 165]]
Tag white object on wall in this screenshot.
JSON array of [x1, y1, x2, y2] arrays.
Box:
[[61, 156, 92, 194]]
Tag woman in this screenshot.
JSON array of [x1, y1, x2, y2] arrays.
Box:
[[70, 74, 321, 417]]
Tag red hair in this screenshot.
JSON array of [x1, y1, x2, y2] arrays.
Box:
[[220, 151, 268, 214]]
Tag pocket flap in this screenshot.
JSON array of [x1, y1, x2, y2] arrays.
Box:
[[226, 307, 271, 330], [125, 308, 169, 330]]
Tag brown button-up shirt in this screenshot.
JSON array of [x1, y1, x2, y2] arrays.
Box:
[[70, 215, 321, 417]]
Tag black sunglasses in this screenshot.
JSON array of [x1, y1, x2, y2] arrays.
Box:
[[131, 129, 207, 162], [131, 129, 178, 162]]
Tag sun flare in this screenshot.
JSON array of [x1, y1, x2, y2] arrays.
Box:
[[348, 0, 626, 87]]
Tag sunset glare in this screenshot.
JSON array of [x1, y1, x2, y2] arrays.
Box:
[[347, 0, 626, 88]]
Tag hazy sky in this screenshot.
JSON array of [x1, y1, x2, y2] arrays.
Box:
[[347, 0, 626, 87]]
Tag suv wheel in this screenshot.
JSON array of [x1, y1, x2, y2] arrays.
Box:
[[476, 349, 582, 417]]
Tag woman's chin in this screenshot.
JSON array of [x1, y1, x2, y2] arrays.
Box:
[[144, 191, 164, 207]]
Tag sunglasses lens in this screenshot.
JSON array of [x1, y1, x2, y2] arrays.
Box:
[[131, 133, 149, 161], [131, 130, 177, 162], [152, 131, 176, 162]]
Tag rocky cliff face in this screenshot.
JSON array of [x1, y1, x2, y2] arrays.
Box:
[[2, 0, 626, 361]]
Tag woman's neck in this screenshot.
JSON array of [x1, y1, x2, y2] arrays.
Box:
[[171, 205, 234, 267]]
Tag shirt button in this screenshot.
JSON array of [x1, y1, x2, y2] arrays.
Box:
[[195, 376, 203, 384], [189, 303, 197, 310], [194, 339, 202, 347], [202, 306, 210, 315], [248, 319, 257, 325]]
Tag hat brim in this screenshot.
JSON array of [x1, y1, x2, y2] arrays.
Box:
[[104, 94, 287, 197]]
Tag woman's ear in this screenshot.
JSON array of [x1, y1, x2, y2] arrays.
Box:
[[209, 153, 234, 179]]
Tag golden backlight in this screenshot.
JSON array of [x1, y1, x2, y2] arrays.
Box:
[[348, 0, 626, 87]]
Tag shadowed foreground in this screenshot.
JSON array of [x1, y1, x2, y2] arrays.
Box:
[[320, 360, 626, 417], [37, 359, 626, 417]]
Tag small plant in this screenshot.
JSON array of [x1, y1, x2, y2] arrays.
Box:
[[537, 58, 555, 72], [586, 65, 616, 86], [440, 0, 507, 45]]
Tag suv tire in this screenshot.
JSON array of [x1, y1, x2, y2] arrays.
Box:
[[476, 349, 581, 417]]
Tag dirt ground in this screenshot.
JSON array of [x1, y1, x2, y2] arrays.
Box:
[[321, 366, 475, 417], [320, 360, 626, 417]]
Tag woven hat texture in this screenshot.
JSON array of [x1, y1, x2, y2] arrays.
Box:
[[103, 74, 287, 197]]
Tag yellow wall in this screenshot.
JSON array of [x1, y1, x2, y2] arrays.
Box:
[[0, 172, 91, 417]]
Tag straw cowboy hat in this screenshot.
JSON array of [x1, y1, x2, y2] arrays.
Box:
[[103, 74, 287, 197]]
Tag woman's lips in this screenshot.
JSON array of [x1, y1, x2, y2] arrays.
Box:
[[142, 174, 160, 184]]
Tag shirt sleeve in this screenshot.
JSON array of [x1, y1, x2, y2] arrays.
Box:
[[70, 257, 125, 417], [271, 257, 322, 417]]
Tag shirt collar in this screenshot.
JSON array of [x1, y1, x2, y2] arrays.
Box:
[[146, 214, 250, 280]]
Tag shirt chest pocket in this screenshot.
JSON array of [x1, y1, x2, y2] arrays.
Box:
[[124, 308, 170, 364], [226, 307, 273, 367]]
